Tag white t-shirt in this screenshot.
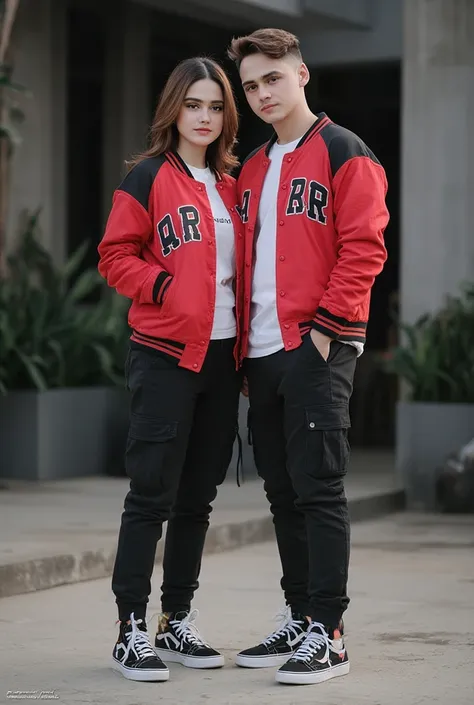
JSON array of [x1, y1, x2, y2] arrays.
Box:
[[187, 164, 236, 340], [247, 140, 364, 358], [248, 138, 300, 358]]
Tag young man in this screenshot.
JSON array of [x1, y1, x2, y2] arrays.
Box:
[[228, 29, 389, 686]]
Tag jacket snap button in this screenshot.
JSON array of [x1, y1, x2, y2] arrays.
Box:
[[309, 422, 315, 429], [279, 290, 285, 296], [279, 220, 284, 226], [284, 324, 290, 329], [193, 363, 198, 369], [288, 341, 293, 347]]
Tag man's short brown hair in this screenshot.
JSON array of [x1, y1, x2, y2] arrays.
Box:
[[227, 28, 302, 68]]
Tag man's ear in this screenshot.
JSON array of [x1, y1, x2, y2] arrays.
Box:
[[299, 62, 310, 88]]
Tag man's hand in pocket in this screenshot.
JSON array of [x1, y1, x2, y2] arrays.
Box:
[[309, 329, 332, 361]]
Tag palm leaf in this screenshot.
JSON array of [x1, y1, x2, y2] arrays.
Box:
[[389, 286, 474, 402], [65, 269, 102, 303], [62, 240, 89, 281], [16, 351, 48, 391], [1, 212, 132, 393]]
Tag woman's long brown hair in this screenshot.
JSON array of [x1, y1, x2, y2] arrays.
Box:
[[128, 57, 239, 175]]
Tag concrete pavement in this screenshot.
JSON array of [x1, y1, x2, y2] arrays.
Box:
[[1, 512, 473, 705], [0, 450, 403, 598]]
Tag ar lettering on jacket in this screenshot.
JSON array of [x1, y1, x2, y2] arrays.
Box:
[[157, 205, 202, 257], [238, 178, 329, 227]]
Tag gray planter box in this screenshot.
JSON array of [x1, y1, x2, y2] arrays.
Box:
[[396, 401, 474, 510], [0, 387, 129, 481]]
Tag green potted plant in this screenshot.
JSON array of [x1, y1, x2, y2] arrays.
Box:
[[388, 284, 474, 509], [0, 211, 130, 480]]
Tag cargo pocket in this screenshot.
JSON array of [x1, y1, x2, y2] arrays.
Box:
[[305, 403, 350, 478], [126, 413, 179, 488], [129, 413, 178, 442]]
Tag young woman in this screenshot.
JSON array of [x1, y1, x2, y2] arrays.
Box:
[[98, 57, 243, 683]]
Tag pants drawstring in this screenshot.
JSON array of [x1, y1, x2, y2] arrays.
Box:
[[236, 425, 244, 487]]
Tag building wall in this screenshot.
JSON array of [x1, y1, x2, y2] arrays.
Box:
[[7, 0, 67, 261], [304, 0, 372, 29], [400, 0, 474, 324], [135, 0, 381, 33], [301, 0, 402, 66], [7, 0, 152, 261], [6, 0, 402, 264], [102, 1, 151, 226]]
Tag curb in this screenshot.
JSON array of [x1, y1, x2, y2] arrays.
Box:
[[0, 489, 405, 599]]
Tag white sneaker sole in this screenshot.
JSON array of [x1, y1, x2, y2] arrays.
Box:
[[155, 648, 224, 669], [235, 652, 293, 669], [112, 657, 170, 682], [276, 660, 350, 685]]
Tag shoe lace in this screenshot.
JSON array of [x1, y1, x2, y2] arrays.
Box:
[[124, 612, 157, 660], [291, 623, 329, 662], [171, 608, 209, 647], [262, 606, 305, 646]]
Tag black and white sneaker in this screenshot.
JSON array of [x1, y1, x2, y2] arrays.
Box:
[[155, 609, 224, 669], [235, 606, 309, 668], [276, 621, 350, 685], [112, 613, 170, 682]]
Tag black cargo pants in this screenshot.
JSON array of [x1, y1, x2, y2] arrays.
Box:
[[245, 333, 357, 628], [112, 338, 241, 621]]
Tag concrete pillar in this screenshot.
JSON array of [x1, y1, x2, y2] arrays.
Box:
[[401, 0, 474, 325], [121, 3, 151, 165], [102, 0, 151, 226], [7, 0, 67, 261]]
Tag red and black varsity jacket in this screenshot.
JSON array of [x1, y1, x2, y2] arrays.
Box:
[[237, 112, 389, 361], [98, 152, 244, 373]]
